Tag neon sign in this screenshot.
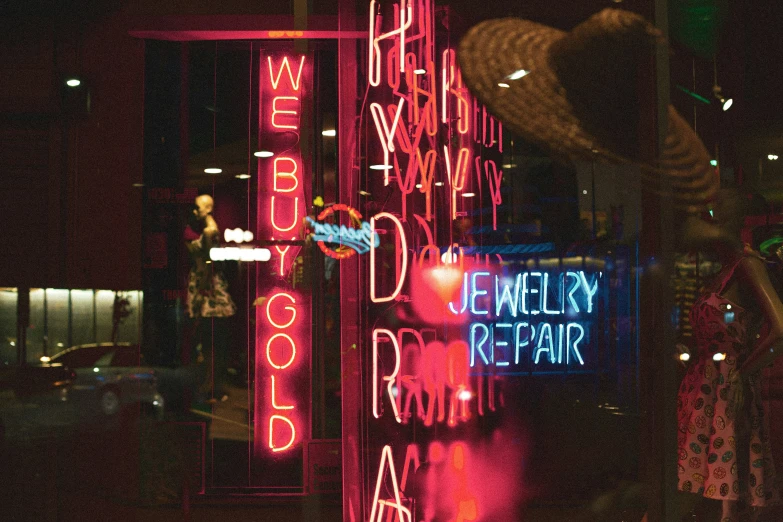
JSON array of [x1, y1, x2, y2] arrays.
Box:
[[446, 269, 601, 369], [305, 204, 380, 259], [254, 51, 311, 485]]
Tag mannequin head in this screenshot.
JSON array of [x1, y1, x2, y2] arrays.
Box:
[[194, 194, 214, 221], [679, 188, 751, 256]]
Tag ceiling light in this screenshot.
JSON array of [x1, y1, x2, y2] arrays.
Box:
[[679, 352, 690, 362], [132, 183, 145, 188], [462, 192, 475, 198], [359, 190, 371, 196], [40, 356, 50, 363], [235, 174, 251, 179], [66, 78, 81, 87], [415, 184, 422, 189], [414, 69, 426, 75], [713, 85, 733, 111], [370, 164, 392, 170], [768, 154, 779, 161], [322, 129, 336, 137], [497, 82, 510, 89], [204, 168, 222, 174], [502, 163, 516, 169], [712, 352, 726, 361], [505, 69, 529, 80], [434, 181, 444, 187], [254, 150, 274, 158]]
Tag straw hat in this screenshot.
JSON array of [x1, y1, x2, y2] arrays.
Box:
[[458, 8, 717, 213]]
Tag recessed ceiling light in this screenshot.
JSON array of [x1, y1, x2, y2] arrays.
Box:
[[414, 69, 426, 75], [235, 174, 251, 179], [369, 164, 392, 170], [132, 183, 145, 188], [254, 150, 274, 158], [434, 181, 444, 187], [66, 78, 81, 87], [497, 82, 510, 88], [204, 168, 222, 174], [462, 192, 475, 198], [322, 129, 336, 137], [415, 184, 422, 189]]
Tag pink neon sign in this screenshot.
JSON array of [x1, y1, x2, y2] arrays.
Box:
[[255, 51, 311, 484]]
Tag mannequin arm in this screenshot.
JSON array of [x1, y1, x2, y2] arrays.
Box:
[[202, 215, 219, 250], [737, 256, 783, 376]]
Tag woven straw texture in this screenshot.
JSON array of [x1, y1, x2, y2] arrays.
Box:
[[458, 8, 717, 212]]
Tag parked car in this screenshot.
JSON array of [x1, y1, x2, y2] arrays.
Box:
[[47, 343, 164, 420]]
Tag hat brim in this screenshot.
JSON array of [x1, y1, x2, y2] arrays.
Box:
[[458, 17, 717, 212]]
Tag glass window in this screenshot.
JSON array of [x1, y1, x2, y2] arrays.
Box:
[[0, 288, 18, 364], [70, 290, 95, 347], [45, 289, 70, 356], [53, 345, 112, 368]]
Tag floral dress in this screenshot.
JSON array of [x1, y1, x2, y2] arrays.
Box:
[[185, 235, 236, 319], [677, 254, 778, 506]]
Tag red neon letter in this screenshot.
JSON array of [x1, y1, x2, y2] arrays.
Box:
[[266, 292, 297, 328], [267, 55, 306, 91], [271, 96, 300, 129], [271, 375, 294, 410], [273, 157, 300, 192], [266, 333, 296, 370], [269, 414, 296, 452], [373, 328, 402, 423], [370, 212, 408, 303], [270, 196, 299, 232], [369, 445, 412, 522]]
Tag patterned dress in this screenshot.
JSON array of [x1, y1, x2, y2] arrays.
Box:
[[677, 254, 778, 506], [185, 235, 236, 319]]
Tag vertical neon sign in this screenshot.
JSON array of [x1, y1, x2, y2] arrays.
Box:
[[255, 50, 311, 486]]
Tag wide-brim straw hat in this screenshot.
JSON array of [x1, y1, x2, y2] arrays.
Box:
[[458, 8, 717, 213]]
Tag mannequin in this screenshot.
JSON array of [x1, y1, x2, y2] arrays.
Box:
[[676, 189, 783, 521], [185, 194, 236, 403]]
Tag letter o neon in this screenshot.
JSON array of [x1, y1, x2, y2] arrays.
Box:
[[266, 333, 297, 369]]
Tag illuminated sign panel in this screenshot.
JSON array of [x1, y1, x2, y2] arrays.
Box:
[[254, 50, 312, 488]]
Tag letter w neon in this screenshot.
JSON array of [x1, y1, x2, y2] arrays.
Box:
[[267, 56, 306, 91]]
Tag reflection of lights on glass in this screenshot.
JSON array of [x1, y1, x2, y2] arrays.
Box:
[[497, 82, 510, 88], [415, 184, 422, 189], [768, 154, 779, 161], [358, 190, 372, 196], [502, 164, 515, 169], [458, 390, 472, 401], [710, 159, 718, 166], [434, 181, 444, 186], [132, 183, 145, 187], [40, 356, 50, 363], [724, 311, 735, 324], [391, 385, 399, 398], [10, 341, 16, 347], [713, 352, 726, 361], [254, 150, 274, 158], [369, 164, 392, 170], [235, 174, 251, 179], [57, 342, 64, 347], [204, 168, 222, 174], [679, 352, 690, 362], [66, 78, 81, 87], [322, 129, 336, 137], [414, 68, 426, 75], [93, 367, 100, 372], [153, 400, 159, 406], [726, 304, 732, 310], [582, 189, 588, 195], [506, 69, 530, 80], [462, 192, 475, 198]]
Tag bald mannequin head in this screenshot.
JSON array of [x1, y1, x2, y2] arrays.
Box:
[[194, 194, 214, 220]]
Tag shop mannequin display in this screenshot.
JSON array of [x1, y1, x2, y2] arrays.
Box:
[[676, 189, 783, 521], [184, 194, 236, 403]]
